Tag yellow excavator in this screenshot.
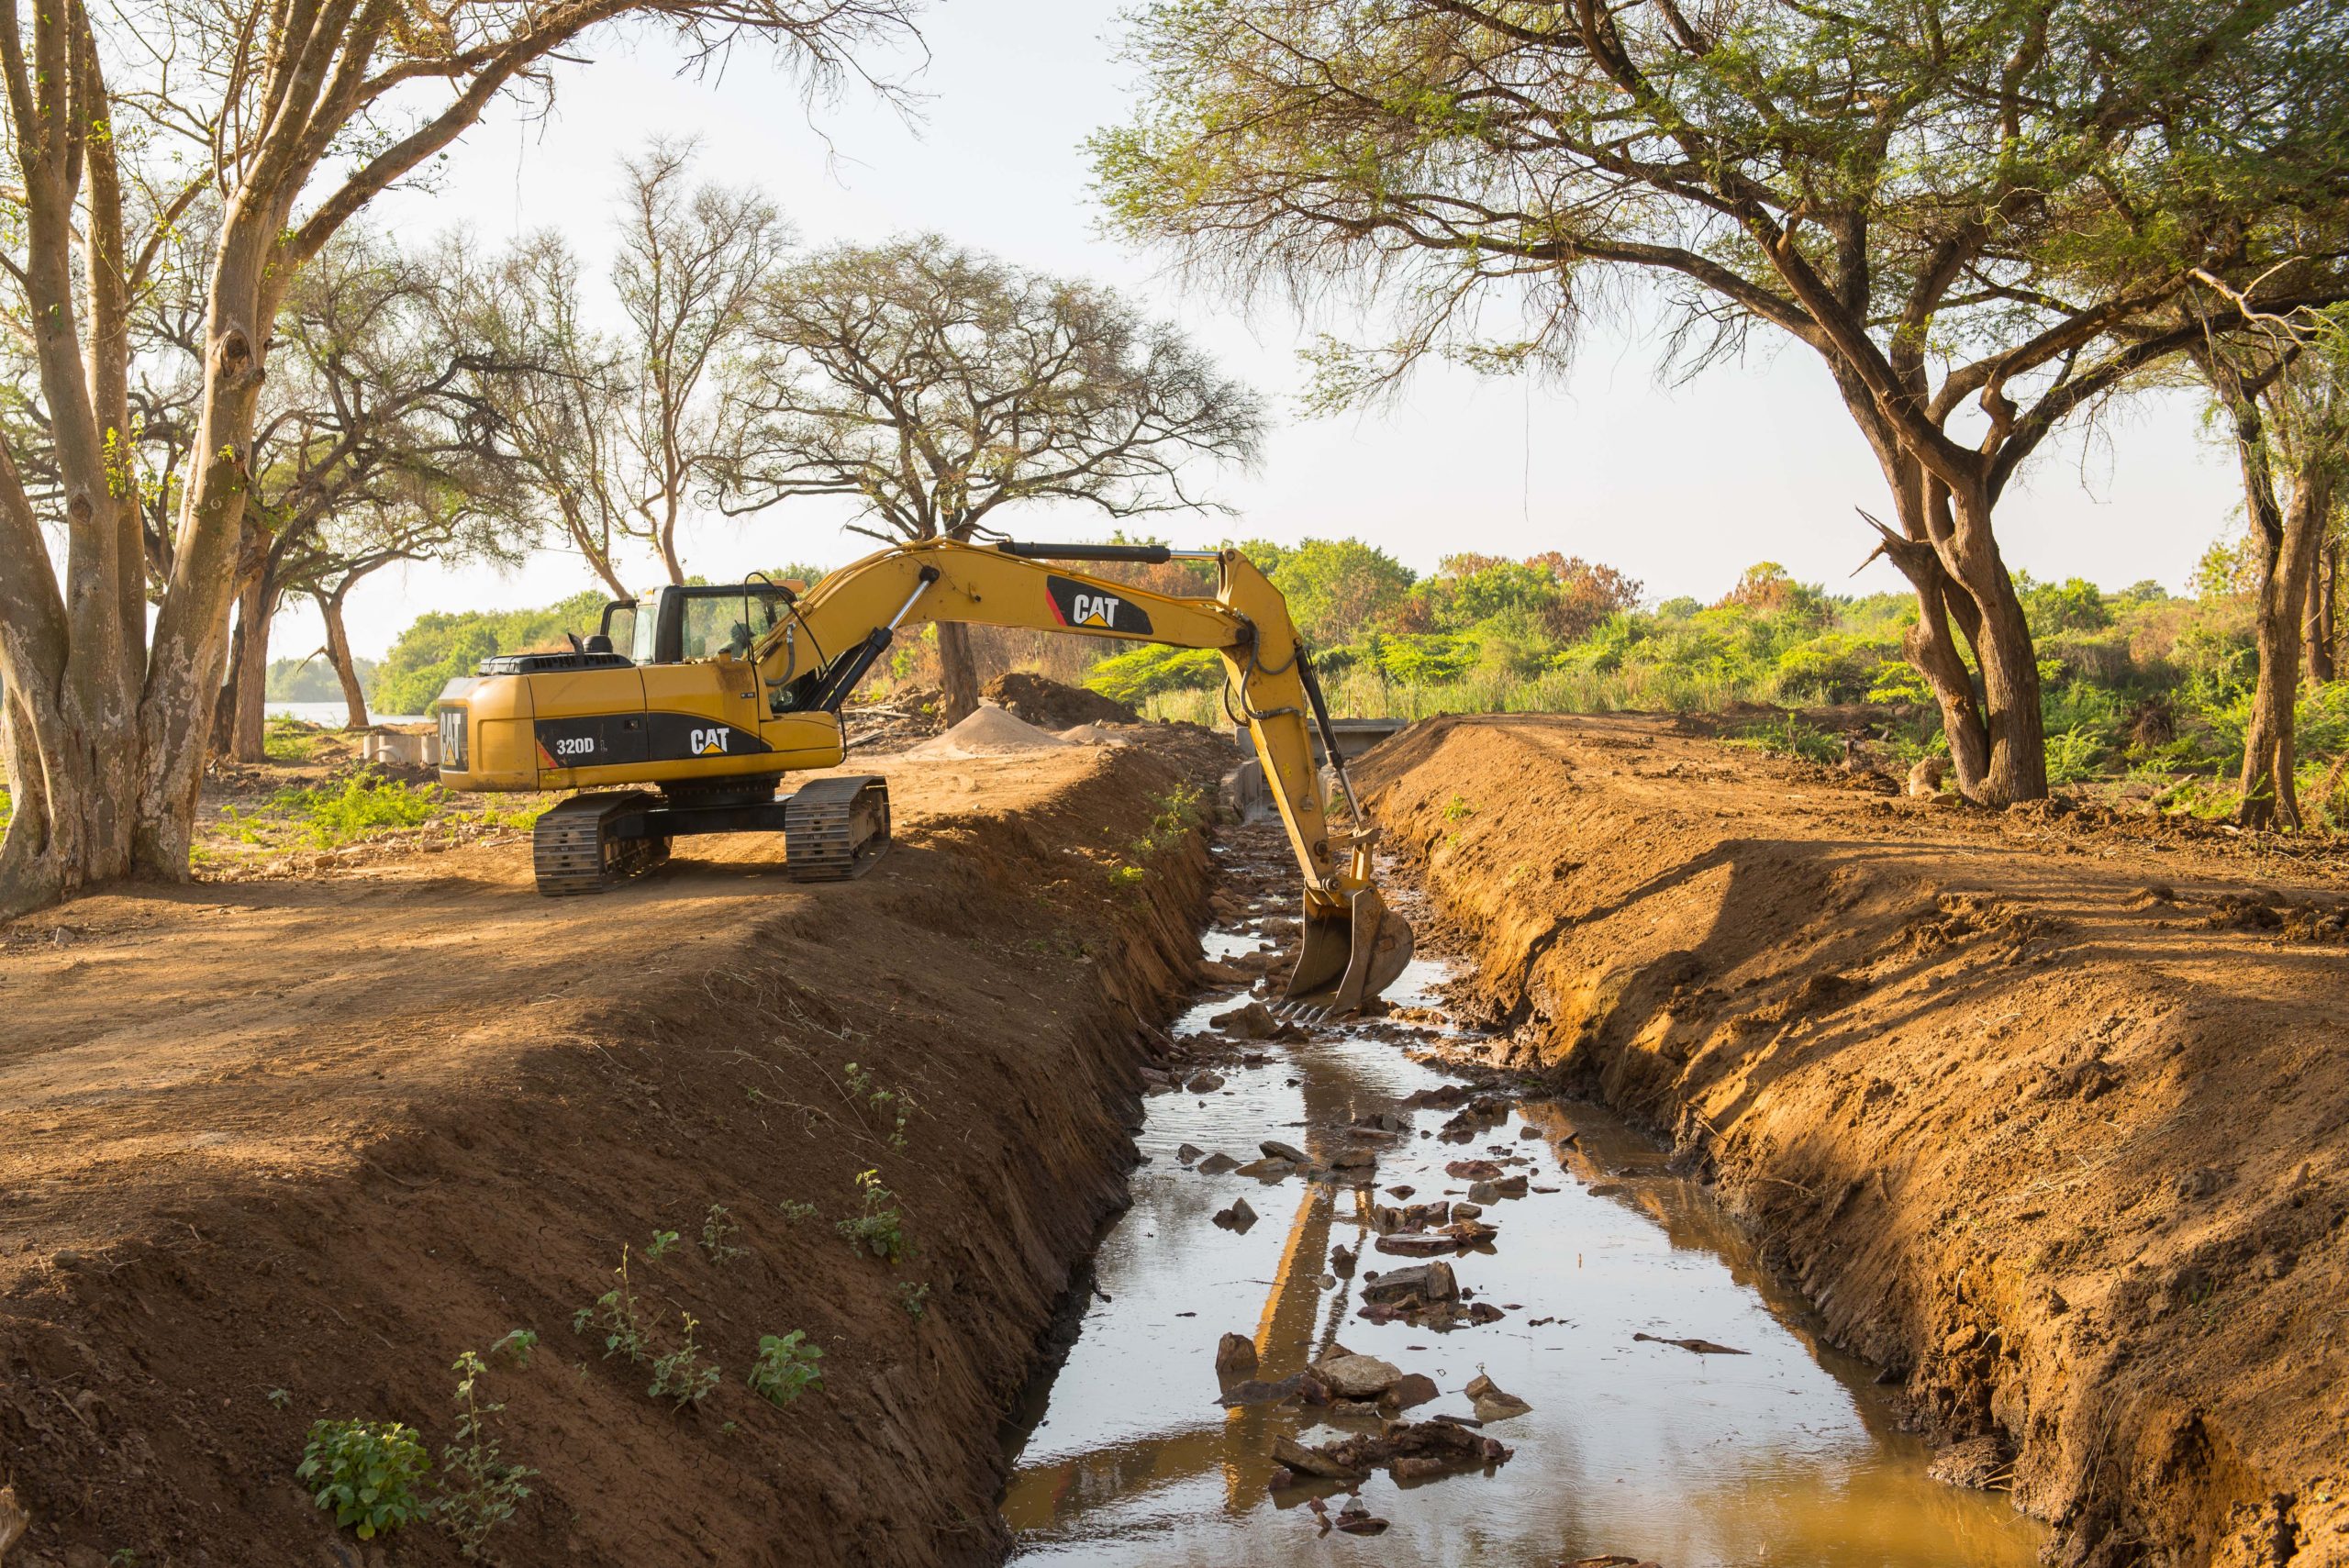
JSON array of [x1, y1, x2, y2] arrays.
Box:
[[435, 538, 1413, 1015]]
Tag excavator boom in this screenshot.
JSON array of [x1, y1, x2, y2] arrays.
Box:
[[437, 538, 1413, 1014]]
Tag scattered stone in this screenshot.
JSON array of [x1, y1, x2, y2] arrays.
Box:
[[1633, 1331, 1748, 1355], [1520, 1125, 1542, 1139], [1273, 1434, 1367, 1481], [1465, 1372, 1532, 1422], [1233, 1158, 1297, 1181], [1213, 1197, 1258, 1231], [1385, 1184, 1416, 1199], [1330, 1243, 1357, 1277], [1361, 1261, 1457, 1305], [1333, 1499, 1388, 1535], [1209, 1000, 1279, 1040], [1186, 1072, 1226, 1094], [1386, 1372, 1440, 1411], [1465, 1302, 1507, 1325], [1446, 1218, 1500, 1248], [1260, 1140, 1309, 1163], [1375, 1232, 1460, 1257], [1330, 1147, 1379, 1170], [1215, 1332, 1258, 1378], [1447, 1159, 1505, 1182], [1220, 1374, 1311, 1407], [1466, 1180, 1500, 1205], [1586, 1182, 1628, 1197], [1405, 1084, 1471, 1108], [1453, 1201, 1484, 1220], [1197, 1151, 1241, 1175], [1354, 1109, 1410, 1133], [1493, 1174, 1529, 1198], [1175, 1142, 1205, 1164], [1310, 1352, 1402, 1399], [1264, 1465, 1298, 1491]]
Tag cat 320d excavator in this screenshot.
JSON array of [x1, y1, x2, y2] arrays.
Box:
[[434, 538, 1413, 1016]]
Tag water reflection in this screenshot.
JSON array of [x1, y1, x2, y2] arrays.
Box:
[[1001, 901, 2043, 1568]]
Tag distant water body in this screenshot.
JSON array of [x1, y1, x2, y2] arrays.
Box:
[[266, 701, 426, 727]]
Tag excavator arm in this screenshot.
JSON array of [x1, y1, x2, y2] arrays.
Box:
[[755, 538, 1414, 1016]]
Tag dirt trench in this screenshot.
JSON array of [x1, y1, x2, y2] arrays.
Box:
[[1355, 714, 2349, 1568], [0, 735, 1224, 1568]]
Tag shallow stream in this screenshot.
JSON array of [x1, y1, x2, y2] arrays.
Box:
[[998, 827, 2046, 1568]]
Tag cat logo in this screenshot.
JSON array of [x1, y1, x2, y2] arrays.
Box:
[[1045, 573, 1154, 636], [689, 727, 729, 756]]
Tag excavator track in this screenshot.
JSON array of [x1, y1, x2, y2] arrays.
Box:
[[532, 791, 670, 895], [784, 775, 891, 882]]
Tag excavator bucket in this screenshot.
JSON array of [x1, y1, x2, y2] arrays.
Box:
[[1281, 884, 1416, 1018]]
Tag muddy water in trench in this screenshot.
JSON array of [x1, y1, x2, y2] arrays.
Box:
[[999, 828, 2046, 1568]]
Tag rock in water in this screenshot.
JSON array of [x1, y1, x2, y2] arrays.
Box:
[[1196, 1151, 1241, 1174], [1259, 1139, 1309, 1163], [1210, 1000, 1279, 1040], [1386, 1372, 1441, 1411], [1360, 1261, 1458, 1305], [1186, 1072, 1226, 1094], [1273, 1434, 1369, 1481], [1215, 1332, 1258, 1378], [1175, 1142, 1205, 1164], [1632, 1330, 1748, 1355], [1309, 1352, 1402, 1399], [1213, 1197, 1258, 1231], [1464, 1372, 1533, 1422]]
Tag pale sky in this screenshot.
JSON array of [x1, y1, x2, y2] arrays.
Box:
[[291, 1, 2243, 664]]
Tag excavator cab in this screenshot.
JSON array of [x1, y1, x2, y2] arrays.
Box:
[[618, 584, 799, 666]]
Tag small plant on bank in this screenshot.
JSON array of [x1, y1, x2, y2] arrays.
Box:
[[643, 1229, 681, 1262], [1133, 782, 1206, 856], [896, 1281, 931, 1320], [777, 1198, 818, 1225], [1442, 794, 1476, 823], [835, 1168, 907, 1262], [573, 1245, 651, 1363], [437, 1351, 537, 1561], [699, 1204, 748, 1263], [648, 1313, 721, 1407], [297, 1418, 432, 1540], [1106, 862, 1147, 892], [747, 1331, 824, 1407], [843, 1062, 915, 1151], [487, 1329, 539, 1368]]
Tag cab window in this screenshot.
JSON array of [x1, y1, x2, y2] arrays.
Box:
[[679, 589, 788, 662]]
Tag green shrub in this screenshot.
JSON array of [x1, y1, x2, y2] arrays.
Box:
[[747, 1331, 825, 1407], [250, 774, 445, 848], [1085, 644, 1222, 706], [297, 1418, 432, 1540], [835, 1168, 907, 1262]]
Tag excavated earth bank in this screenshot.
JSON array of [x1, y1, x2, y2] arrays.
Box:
[[1355, 714, 2349, 1568], [0, 732, 1220, 1567]]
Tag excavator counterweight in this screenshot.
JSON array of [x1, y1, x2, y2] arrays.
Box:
[[436, 538, 1413, 1014]]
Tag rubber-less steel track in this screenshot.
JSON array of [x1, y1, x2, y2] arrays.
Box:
[[532, 791, 670, 895], [784, 775, 890, 881]]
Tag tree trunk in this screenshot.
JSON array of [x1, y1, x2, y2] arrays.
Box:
[[2239, 465, 2330, 828], [2308, 537, 2337, 685], [1937, 485, 2045, 805], [319, 587, 371, 729], [210, 616, 244, 758], [230, 574, 275, 763], [132, 224, 279, 879], [937, 622, 981, 726]]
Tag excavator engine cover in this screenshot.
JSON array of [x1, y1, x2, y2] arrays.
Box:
[[1281, 885, 1415, 1019]]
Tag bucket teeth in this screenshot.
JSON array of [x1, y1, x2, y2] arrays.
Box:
[[1280, 885, 1415, 1017]]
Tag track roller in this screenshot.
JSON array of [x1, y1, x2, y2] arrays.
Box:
[[531, 791, 670, 895]]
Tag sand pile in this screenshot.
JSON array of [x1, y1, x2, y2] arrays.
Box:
[[904, 703, 1073, 759]]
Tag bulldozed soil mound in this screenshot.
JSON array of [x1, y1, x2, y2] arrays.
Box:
[[1357, 715, 2349, 1568], [981, 673, 1141, 731], [0, 735, 1224, 1567], [905, 703, 1073, 760]]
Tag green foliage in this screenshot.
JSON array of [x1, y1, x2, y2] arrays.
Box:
[[648, 1314, 720, 1408], [699, 1205, 747, 1264], [265, 715, 328, 762], [228, 773, 446, 848], [776, 1198, 819, 1225], [437, 1351, 536, 1561], [747, 1331, 824, 1407], [1728, 714, 1842, 765], [1264, 538, 1415, 642], [297, 1419, 432, 1540], [896, 1281, 931, 1319], [487, 1329, 538, 1368], [1133, 782, 1206, 856], [373, 589, 616, 715], [266, 654, 377, 704], [573, 1244, 652, 1363], [835, 1168, 907, 1262], [1106, 862, 1148, 891], [1085, 643, 1222, 706], [643, 1229, 681, 1262], [842, 1063, 915, 1151]]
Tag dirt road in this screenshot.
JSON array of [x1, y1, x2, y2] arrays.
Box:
[[1, 736, 1219, 1568], [1358, 715, 2349, 1568]]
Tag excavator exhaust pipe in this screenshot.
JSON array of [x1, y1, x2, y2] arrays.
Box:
[[1280, 884, 1416, 1020]]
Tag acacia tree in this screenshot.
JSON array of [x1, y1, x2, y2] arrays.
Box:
[[209, 227, 542, 760], [0, 0, 915, 917], [1095, 0, 2349, 803], [2196, 303, 2348, 828], [718, 236, 1264, 721]]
